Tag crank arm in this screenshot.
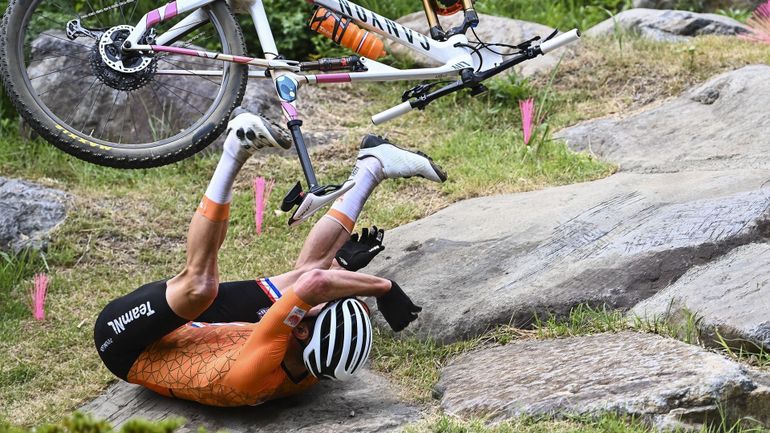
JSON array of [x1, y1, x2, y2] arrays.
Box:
[[282, 180, 356, 227]]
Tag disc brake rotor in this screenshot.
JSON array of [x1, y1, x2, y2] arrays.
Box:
[[90, 25, 157, 91], [98, 25, 152, 73]]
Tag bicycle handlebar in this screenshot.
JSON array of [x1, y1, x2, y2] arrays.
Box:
[[372, 101, 415, 125], [540, 29, 581, 54], [371, 28, 581, 125]]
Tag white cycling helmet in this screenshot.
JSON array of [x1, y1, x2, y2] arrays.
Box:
[[302, 298, 372, 381]]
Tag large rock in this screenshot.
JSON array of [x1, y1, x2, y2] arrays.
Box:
[[633, 0, 763, 11], [556, 65, 770, 173], [389, 12, 569, 77], [631, 243, 770, 351], [0, 177, 67, 253], [365, 170, 770, 343], [435, 332, 770, 430], [81, 370, 420, 432], [586, 9, 750, 41]]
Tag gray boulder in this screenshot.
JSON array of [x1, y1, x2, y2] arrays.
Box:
[[586, 9, 750, 41], [366, 169, 770, 343], [556, 65, 770, 173], [633, 0, 678, 8], [632, 243, 770, 351], [0, 177, 67, 253], [388, 12, 569, 77], [81, 370, 420, 432], [435, 332, 770, 430], [633, 0, 763, 11]]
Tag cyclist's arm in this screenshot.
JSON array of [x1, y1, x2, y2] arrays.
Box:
[[222, 271, 390, 390], [222, 289, 311, 390], [293, 269, 392, 306]]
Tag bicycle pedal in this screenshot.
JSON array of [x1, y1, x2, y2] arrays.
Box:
[[285, 180, 356, 227], [281, 182, 305, 212]]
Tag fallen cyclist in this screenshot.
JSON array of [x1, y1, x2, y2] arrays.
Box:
[[93, 111, 447, 406]]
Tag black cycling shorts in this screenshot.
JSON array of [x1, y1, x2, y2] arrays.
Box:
[[93, 279, 276, 380]]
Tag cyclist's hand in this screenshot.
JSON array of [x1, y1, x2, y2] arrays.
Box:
[[335, 226, 385, 272], [377, 281, 421, 332]]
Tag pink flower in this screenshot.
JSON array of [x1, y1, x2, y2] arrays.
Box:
[[253, 177, 275, 235], [30, 273, 48, 321], [741, 0, 770, 44]]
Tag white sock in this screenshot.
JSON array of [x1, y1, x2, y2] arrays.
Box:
[[204, 132, 251, 204], [326, 157, 385, 232]]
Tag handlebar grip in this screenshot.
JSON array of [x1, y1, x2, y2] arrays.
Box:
[[540, 29, 581, 54], [371, 101, 414, 125]]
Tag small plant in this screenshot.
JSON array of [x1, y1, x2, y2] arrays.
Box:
[[742, 0, 770, 44], [253, 176, 275, 236], [29, 273, 49, 321], [519, 98, 536, 145]]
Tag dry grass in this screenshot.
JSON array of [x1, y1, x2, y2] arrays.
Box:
[[2, 33, 769, 427]]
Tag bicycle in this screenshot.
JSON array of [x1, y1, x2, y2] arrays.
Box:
[[0, 0, 580, 225]]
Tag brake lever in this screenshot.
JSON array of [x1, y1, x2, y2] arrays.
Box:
[[402, 82, 442, 102]]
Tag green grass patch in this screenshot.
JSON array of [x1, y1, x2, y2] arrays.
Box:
[[2, 29, 769, 430], [403, 413, 770, 433]]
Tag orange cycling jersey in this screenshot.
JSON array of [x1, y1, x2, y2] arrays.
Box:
[[126, 290, 318, 406]]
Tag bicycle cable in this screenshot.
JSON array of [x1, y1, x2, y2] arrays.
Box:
[[80, 0, 138, 19]]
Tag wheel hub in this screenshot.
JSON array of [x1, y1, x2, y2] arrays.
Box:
[[91, 25, 157, 91], [98, 25, 152, 73]]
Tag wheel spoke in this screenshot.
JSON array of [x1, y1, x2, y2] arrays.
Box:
[[35, 32, 93, 52], [38, 72, 94, 96], [66, 77, 100, 124], [158, 57, 222, 87], [81, 83, 105, 132], [153, 78, 216, 101], [29, 62, 88, 80], [154, 81, 205, 115], [99, 89, 121, 138]]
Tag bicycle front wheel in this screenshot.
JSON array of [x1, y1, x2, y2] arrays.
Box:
[[1, 0, 248, 168]]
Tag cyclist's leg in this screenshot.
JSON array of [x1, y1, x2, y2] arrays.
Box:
[[266, 156, 386, 292], [167, 113, 277, 320], [94, 280, 187, 380], [193, 280, 274, 323]]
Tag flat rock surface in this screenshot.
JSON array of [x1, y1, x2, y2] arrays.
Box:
[[632, 243, 770, 351], [586, 8, 749, 41], [436, 332, 770, 429], [0, 177, 67, 253], [366, 170, 770, 343], [82, 370, 420, 433], [390, 12, 567, 77], [556, 65, 770, 173]]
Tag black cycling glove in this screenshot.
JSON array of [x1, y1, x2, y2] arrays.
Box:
[[335, 226, 385, 272], [377, 280, 422, 332]]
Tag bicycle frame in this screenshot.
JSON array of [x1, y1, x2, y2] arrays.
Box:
[[108, 0, 577, 225], [122, 0, 503, 122]]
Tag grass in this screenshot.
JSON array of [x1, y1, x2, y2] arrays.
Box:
[[0, 53, 610, 425], [404, 413, 770, 433], [3, 411, 769, 433], [1, 29, 770, 431]]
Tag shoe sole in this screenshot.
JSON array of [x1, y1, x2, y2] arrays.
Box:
[[230, 108, 293, 150]]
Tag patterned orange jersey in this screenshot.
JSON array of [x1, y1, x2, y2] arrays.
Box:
[[126, 290, 318, 406]]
